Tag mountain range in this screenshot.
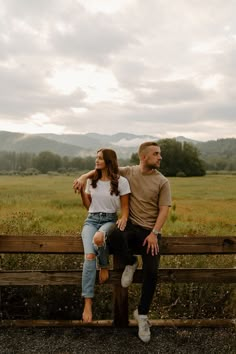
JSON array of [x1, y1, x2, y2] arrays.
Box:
[[0, 130, 235, 159]]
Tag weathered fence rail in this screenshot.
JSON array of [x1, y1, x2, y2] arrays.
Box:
[[0, 235, 235, 328]]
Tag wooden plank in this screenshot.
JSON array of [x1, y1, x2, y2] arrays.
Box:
[[157, 268, 236, 283], [0, 268, 235, 286], [0, 318, 235, 328], [0, 270, 83, 285], [161, 236, 236, 254], [0, 235, 235, 254], [0, 235, 84, 253]]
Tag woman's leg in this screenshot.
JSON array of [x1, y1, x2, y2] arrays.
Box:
[[81, 221, 98, 322], [93, 221, 116, 284], [83, 298, 93, 323]]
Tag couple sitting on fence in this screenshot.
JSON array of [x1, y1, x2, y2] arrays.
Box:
[[73, 141, 171, 343]]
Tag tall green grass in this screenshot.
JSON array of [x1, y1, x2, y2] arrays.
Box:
[[167, 175, 236, 236], [0, 174, 235, 320], [1, 174, 235, 236], [0, 175, 87, 235]]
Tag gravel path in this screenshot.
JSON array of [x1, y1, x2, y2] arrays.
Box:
[[0, 326, 235, 353]]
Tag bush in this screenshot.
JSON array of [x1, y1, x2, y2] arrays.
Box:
[[176, 171, 186, 177]]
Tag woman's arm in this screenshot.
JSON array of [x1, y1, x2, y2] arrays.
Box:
[[116, 194, 129, 231], [80, 188, 91, 210]]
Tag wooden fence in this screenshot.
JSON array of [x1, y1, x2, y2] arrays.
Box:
[[0, 235, 235, 328]]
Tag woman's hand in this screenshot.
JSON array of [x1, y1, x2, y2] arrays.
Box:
[[116, 217, 127, 231]]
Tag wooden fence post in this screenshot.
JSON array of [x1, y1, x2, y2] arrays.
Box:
[[112, 255, 128, 327]]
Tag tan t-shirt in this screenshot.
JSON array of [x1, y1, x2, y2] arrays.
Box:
[[120, 165, 171, 230]]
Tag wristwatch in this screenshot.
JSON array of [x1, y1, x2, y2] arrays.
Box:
[[152, 229, 161, 236]]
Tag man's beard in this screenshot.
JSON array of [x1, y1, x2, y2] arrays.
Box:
[[147, 162, 159, 170]]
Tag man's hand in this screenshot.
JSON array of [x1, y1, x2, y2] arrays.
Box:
[[73, 176, 86, 193], [143, 232, 159, 256]]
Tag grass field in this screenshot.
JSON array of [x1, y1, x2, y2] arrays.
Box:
[[1, 174, 235, 236], [0, 174, 235, 320]]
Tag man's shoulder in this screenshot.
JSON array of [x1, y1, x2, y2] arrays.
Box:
[[154, 170, 167, 179]]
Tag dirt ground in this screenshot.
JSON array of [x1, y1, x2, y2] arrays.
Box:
[[0, 326, 235, 354]]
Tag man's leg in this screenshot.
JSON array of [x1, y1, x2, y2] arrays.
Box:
[[133, 230, 161, 343], [108, 223, 138, 287], [107, 223, 137, 265], [136, 232, 161, 314], [138, 252, 160, 314]]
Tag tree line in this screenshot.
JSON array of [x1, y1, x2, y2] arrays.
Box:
[[196, 138, 236, 171], [130, 139, 206, 177], [1, 138, 234, 176], [0, 151, 97, 175]]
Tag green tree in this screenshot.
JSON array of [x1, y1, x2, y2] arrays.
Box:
[[129, 139, 206, 177], [159, 139, 205, 176], [130, 152, 139, 165], [33, 151, 62, 173]]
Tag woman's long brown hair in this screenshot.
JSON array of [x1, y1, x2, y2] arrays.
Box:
[[91, 148, 120, 196]]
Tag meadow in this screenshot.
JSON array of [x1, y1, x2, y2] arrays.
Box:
[[1, 174, 236, 237], [0, 174, 235, 320]]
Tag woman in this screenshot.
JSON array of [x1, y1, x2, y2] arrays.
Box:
[[79, 148, 130, 323]]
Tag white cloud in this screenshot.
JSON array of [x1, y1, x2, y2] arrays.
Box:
[[0, 0, 236, 141], [112, 137, 156, 147], [79, 0, 135, 14], [47, 65, 132, 104]]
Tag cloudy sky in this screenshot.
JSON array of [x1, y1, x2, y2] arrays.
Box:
[[1, 0, 236, 141]]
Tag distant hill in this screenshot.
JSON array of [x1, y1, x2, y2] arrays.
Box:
[[0, 131, 157, 157], [0, 131, 235, 160], [196, 138, 236, 159], [0, 131, 88, 156], [40, 132, 158, 149]]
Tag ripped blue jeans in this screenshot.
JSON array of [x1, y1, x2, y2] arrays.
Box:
[[81, 212, 117, 298]]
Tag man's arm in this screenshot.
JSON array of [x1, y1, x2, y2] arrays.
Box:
[[73, 166, 129, 193], [73, 170, 95, 193], [152, 205, 170, 235], [143, 205, 170, 256]]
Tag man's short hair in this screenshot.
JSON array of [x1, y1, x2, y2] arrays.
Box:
[[138, 141, 159, 156]]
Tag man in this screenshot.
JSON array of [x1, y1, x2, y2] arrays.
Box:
[[73, 142, 171, 343]]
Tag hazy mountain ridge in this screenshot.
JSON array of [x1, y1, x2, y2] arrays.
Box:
[[0, 131, 235, 159], [0, 131, 157, 157], [0, 131, 88, 156]]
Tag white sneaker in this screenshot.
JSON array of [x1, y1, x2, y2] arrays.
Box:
[[121, 259, 138, 288], [133, 309, 151, 343]]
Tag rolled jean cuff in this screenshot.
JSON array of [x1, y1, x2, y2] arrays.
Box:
[[82, 293, 94, 298]]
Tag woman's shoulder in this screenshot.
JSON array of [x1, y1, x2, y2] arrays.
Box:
[[118, 175, 131, 188], [118, 175, 129, 182]]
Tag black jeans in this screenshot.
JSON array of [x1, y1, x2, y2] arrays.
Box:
[[108, 221, 161, 315]]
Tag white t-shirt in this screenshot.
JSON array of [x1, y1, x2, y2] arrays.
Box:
[[85, 176, 131, 213]]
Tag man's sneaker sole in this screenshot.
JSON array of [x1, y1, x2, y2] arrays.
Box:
[[121, 259, 138, 288]]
